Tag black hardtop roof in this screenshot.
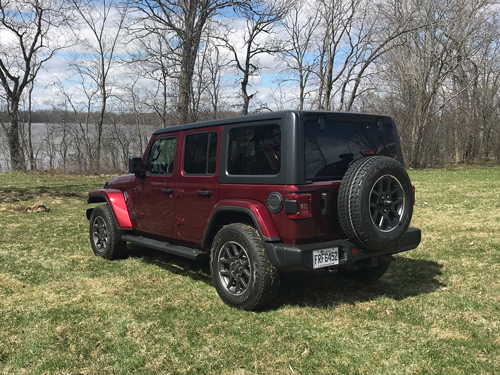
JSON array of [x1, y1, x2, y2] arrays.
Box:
[[152, 110, 392, 135]]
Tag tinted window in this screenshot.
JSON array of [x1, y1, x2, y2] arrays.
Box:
[[304, 121, 396, 181], [184, 132, 218, 175], [146, 137, 176, 175], [228, 125, 281, 175]]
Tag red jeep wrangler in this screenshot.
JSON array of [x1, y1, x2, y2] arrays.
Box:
[[86, 111, 421, 310]]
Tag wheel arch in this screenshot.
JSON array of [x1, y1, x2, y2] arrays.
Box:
[[87, 189, 133, 230], [202, 201, 280, 250]]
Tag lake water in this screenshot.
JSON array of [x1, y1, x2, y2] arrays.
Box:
[[0, 122, 157, 172]]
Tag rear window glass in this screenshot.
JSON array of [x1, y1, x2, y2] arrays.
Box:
[[228, 124, 281, 175], [183, 132, 218, 175], [304, 121, 396, 181]]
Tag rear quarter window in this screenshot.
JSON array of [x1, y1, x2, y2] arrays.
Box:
[[227, 124, 281, 175]]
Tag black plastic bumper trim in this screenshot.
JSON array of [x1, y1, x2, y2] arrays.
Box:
[[264, 227, 421, 271]]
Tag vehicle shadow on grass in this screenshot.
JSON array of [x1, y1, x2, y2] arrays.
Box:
[[128, 246, 445, 310], [127, 244, 212, 285], [275, 257, 445, 309]]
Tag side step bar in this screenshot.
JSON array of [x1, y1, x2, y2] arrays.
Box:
[[121, 234, 209, 260]]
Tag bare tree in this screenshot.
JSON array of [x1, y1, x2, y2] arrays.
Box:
[[118, 78, 154, 155], [0, 0, 67, 170], [202, 41, 230, 118], [279, 0, 320, 110], [310, 0, 415, 112], [65, 0, 129, 171], [132, 0, 241, 125], [445, 0, 500, 164], [189, 27, 231, 120], [314, 0, 358, 110], [218, 0, 290, 115], [126, 23, 179, 128], [368, 0, 499, 167]]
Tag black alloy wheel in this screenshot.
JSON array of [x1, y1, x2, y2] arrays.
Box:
[[369, 174, 405, 232], [89, 204, 127, 260], [217, 241, 252, 296], [92, 215, 109, 252]]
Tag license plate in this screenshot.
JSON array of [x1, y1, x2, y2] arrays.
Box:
[[313, 248, 339, 269]]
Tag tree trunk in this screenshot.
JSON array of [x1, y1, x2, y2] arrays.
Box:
[[241, 73, 251, 115], [28, 82, 36, 170], [177, 23, 202, 124], [8, 99, 26, 171]]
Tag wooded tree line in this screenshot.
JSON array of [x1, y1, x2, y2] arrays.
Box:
[[1, 0, 500, 172]]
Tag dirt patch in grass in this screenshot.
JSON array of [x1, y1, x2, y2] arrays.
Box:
[[430, 327, 470, 340], [0, 275, 30, 293], [0, 201, 51, 213], [0, 188, 81, 204]]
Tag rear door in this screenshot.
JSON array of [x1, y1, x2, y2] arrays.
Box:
[[131, 135, 178, 236], [174, 127, 220, 241]]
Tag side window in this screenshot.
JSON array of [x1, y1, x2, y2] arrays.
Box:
[[146, 137, 176, 175], [227, 124, 281, 175], [183, 132, 218, 175]]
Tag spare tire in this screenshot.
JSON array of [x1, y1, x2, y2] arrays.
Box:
[[338, 156, 413, 251]]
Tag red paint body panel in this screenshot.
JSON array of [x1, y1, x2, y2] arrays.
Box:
[[88, 189, 133, 230], [212, 198, 279, 240], [130, 133, 180, 236], [218, 184, 317, 245], [217, 182, 344, 245], [175, 126, 221, 241]]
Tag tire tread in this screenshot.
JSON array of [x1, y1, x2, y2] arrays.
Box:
[[338, 156, 413, 250], [89, 204, 127, 260], [210, 223, 279, 311]]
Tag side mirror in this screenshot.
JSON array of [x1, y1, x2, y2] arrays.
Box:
[[129, 157, 144, 176]]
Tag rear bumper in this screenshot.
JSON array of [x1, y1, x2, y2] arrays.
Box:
[[264, 227, 421, 271]]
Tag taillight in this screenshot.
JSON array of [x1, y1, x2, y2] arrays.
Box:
[[285, 193, 313, 219]]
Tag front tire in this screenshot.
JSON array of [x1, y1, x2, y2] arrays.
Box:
[[89, 204, 127, 260], [210, 223, 280, 311]]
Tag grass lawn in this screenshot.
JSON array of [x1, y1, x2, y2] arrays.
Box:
[[0, 167, 499, 374]]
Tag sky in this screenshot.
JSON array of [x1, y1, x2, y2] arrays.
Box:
[[0, 2, 307, 115]]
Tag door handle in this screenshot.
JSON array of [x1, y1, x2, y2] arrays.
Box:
[[161, 188, 174, 195], [196, 190, 212, 197]]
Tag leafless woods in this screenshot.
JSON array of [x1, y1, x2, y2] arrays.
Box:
[[1, 0, 500, 172]]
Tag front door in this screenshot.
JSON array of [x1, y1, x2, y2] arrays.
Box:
[[175, 128, 220, 241], [132, 135, 178, 236]]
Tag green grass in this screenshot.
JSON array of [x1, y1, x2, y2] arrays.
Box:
[[1, 167, 499, 374]]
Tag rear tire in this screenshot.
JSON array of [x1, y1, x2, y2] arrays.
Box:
[[89, 204, 127, 260], [210, 223, 280, 311]]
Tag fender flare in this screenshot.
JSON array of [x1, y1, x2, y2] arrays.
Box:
[[201, 199, 280, 248], [87, 189, 133, 230]]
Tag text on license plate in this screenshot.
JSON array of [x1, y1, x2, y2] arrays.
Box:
[[313, 248, 339, 269]]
